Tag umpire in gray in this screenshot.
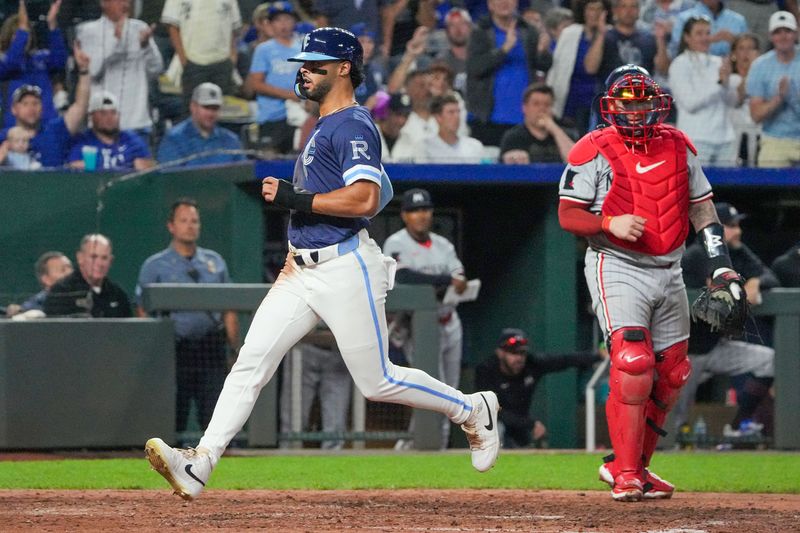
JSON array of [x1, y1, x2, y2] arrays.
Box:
[[136, 198, 240, 442]]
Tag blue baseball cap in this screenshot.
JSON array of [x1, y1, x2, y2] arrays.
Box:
[[350, 22, 376, 40]]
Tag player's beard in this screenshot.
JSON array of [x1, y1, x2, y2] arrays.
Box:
[[307, 78, 333, 103]]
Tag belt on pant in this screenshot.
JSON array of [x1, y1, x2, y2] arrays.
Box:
[[290, 233, 360, 267]]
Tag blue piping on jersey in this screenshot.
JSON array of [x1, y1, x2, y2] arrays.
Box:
[[353, 249, 471, 410]]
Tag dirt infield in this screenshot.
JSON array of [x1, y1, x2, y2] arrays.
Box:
[[2, 489, 799, 532]]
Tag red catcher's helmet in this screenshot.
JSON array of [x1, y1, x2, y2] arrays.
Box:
[[599, 65, 672, 145]]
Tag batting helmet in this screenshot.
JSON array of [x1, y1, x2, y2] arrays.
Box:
[[599, 64, 671, 145], [288, 27, 363, 66], [289, 27, 365, 98]]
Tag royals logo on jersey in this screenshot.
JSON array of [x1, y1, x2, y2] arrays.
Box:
[[350, 137, 370, 160]]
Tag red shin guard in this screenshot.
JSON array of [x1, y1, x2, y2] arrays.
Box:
[[606, 328, 655, 476], [642, 340, 690, 467]]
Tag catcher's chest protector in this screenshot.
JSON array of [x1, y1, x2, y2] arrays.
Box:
[[596, 127, 690, 256]]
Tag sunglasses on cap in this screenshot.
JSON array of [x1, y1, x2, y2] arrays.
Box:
[[12, 84, 43, 103], [501, 335, 528, 351]]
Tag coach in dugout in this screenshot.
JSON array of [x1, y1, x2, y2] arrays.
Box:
[[43, 234, 132, 318], [474, 328, 605, 448], [136, 198, 240, 442]]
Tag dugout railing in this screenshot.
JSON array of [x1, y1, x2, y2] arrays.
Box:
[[585, 288, 800, 451], [141, 282, 444, 450]]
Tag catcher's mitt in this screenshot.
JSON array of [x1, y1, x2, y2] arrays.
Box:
[[691, 269, 749, 337]]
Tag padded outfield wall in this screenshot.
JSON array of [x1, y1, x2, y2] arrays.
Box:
[[1, 162, 798, 448]]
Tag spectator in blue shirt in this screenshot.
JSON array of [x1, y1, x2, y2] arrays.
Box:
[[669, 0, 747, 58], [0, 46, 91, 168], [244, 2, 302, 154], [68, 91, 155, 171], [0, 0, 68, 129], [747, 11, 800, 168], [156, 82, 246, 167]]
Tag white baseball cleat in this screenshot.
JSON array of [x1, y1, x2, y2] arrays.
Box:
[[461, 391, 500, 472], [145, 437, 212, 501]]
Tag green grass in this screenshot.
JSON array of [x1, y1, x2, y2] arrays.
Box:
[[0, 452, 798, 493]]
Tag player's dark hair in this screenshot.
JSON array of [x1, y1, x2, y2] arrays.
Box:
[[169, 197, 200, 221], [522, 82, 555, 103], [430, 92, 460, 115], [34, 251, 67, 280], [348, 60, 366, 89]]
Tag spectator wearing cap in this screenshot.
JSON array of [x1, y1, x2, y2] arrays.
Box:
[[746, 11, 800, 168], [410, 92, 484, 163], [474, 328, 604, 448], [0, 0, 68, 129], [373, 92, 412, 162], [351, 23, 385, 109], [383, 188, 469, 449], [467, 0, 552, 147], [669, 0, 747, 58], [236, 2, 274, 82], [67, 91, 155, 171], [244, 1, 302, 154], [157, 82, 245, 167], [0, 48, 91, 168], [76, 0, 163, 134], [499, 83, 576, 164], [435, 8, 473, 96], [676, 201, 780, 438], [161, 0, 242, 110]]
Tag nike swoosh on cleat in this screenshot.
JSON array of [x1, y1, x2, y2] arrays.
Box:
[[184, 464, 205, 486], [480, 394, 494, 431]]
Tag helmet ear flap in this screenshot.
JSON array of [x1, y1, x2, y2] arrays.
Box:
[[294, 69, 308, 100]]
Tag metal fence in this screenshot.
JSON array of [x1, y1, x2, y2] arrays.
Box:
[[141, 283, 445, 450]]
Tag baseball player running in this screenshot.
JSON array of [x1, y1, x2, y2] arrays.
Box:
[[558, 65, 746, 501], [145, 27, 500, 501]]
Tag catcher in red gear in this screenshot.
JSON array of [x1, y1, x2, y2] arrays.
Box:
[[557, 65, 747, 502]]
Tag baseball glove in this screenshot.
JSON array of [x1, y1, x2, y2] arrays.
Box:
[[691, 269, 749, 337]]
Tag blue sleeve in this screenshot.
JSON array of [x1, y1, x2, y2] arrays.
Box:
[[157, 133, 182, 163], [130, 134, 152, 159], [218, 256, 232, 283], [745, 61, 769, 99], [0, 30, 29, 78], [669, 13, 687, 57], [67, 137, 85, 163], [135, 258, 161, 306], [250, 42, 269, 74], [38, 118, 71, 167], [333, 116, 383, 187], [46, 28, 68, 71]]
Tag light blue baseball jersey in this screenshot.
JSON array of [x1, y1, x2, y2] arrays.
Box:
[[288, 105, 391, 249]]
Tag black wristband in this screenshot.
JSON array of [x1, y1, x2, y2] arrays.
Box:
[[699, 223, 733, 275], [272, 179, 315, 213]]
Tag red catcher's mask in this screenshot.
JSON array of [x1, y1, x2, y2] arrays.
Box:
[[599, 74, 672, 146]]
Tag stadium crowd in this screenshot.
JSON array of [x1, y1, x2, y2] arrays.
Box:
[[1, 0, 798, 169]]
